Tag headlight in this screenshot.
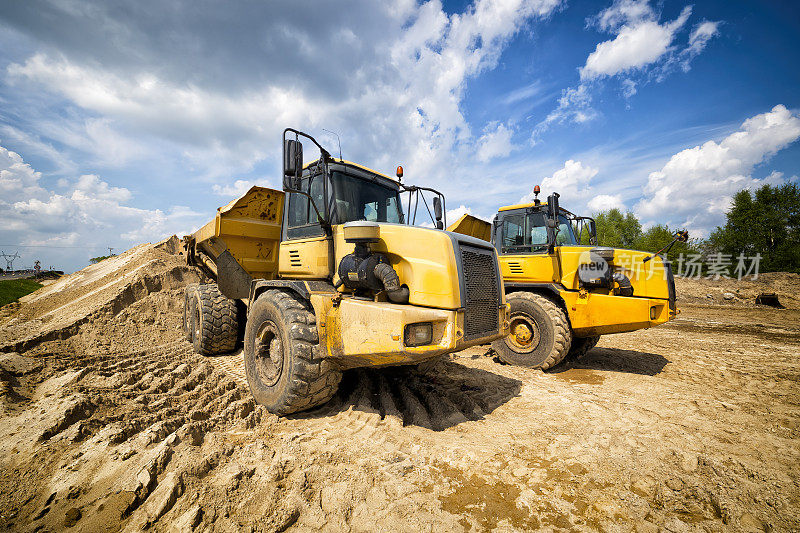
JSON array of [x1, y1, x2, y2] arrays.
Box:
[[404, 322, 433, 347]]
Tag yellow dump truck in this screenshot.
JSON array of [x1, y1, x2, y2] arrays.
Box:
[[183, 129, 508, 414], [448, 188, 678, 369]]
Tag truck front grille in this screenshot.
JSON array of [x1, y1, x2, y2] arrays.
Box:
[[459, 244, 500, 341]]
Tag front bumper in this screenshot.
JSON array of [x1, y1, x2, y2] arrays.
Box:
[[318, 298, 509, 369], [560, 290, 674, 337]]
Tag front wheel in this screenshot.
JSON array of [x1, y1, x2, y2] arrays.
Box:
[[492, 292, 572, 370], [244, 290, 341, 415]]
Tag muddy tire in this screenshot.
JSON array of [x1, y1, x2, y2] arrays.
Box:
[[492, 292, 572, 370], [244, 290, 341, 415], [182, 284, 199, 341], [567, 335, 601, 361], [191, 283, 238, 355]]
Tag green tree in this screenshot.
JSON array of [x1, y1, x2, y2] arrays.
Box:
[[634, 224, 701, 266], [593, 209, 642, 249], [709, 183, 800, 273], [90, 255, 115, 264]]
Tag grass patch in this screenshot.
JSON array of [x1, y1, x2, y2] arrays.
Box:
[[0, 278, 43, 306]]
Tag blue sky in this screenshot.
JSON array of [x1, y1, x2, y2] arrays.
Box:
[[0, 0, 798, 272]]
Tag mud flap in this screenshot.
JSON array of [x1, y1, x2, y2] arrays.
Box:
[[216, 250, 252, 300]]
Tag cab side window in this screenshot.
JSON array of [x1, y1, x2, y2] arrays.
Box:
[[502, 215, 526, 249], [286, 175, 327, 239]]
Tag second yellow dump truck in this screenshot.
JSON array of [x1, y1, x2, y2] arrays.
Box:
[[183, 129, 508, 414], [449, 187, 678, 369]]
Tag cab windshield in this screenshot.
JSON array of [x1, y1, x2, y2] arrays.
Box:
[[500, 211, 577, 253], [331, 171, 402, 224]]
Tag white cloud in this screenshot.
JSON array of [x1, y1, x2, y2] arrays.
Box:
[[0, 144, 205, 270], [5, 0, 563, 183], [593, 0, 653, 32], [476, 123, 514, 162], [588, 194, 624, 212], [538, 0, 718, 134], [678, 20, 720, 72], [580, 10, 689, 81], [519, 160, 605, 215], [0, 145, 47, 201], [535, 84, 597, 136], [581, 1, 692, 81], [635, 105, 800, 236], [212, 179, 271, 198]]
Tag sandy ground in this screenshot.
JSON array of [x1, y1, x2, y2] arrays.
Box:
[[0, 241, 797, 532]]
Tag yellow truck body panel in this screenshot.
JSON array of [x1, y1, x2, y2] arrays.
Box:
[[191, 186, 284, 280]]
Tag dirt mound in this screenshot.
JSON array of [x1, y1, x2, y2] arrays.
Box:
[[675, 271, 799, 309], [0, 237, 204, 353]]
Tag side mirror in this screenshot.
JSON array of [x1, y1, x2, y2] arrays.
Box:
[[283, 139, 303, 187], [433, 196, 443, 229], [545, 192, 560, 251], [589, 219, 597, 244], [546, 192, 560, 220]]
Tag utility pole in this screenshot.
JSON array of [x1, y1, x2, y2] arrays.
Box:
[[108, 247, 115, 256], [0, 251, 20, 272]]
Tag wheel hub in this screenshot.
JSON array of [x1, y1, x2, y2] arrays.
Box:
[[255, 321, 283, 386], [508, 313, 541, 352]]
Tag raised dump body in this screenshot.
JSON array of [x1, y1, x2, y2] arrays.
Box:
[[186, 187, 284, 297]]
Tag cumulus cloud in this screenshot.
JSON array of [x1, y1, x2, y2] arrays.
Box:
[[0, 145, 47, 201], [536, 0, 718, 135], [476, 123, 514, 162], [635, 105, 800, 236], [3, 0, 562, 184], [212, 179, 271, 198], [580, 8, 690, 81], [0, 144, 204, 270], [588, 194, 625, 212], [519, 159, 608, 215]]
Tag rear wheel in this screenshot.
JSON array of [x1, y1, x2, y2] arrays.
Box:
[[566, 335, 601, 361], [244, 290, 341, 415], [492, 292, 572, 370], [191, 283, 238, 355]]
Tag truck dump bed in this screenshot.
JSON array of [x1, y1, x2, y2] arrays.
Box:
[[446, 214, 492, 242], [189, 186, 284, 281]]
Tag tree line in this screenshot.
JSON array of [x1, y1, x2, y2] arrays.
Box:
[[585, 183, 800, 274]]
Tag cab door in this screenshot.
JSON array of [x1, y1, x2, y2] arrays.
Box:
[[278, 173, 334, 279]]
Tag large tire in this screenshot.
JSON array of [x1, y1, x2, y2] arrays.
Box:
[[183, 284, 199, 341], [566, 335, 601, 361], [244, 290, 341, 415], [191, 284, 238, 355], [492, 292, 572, 370]]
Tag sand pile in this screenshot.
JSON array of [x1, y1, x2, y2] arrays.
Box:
[[0, 237, 203, 354], [675, 271, 799, 309]]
